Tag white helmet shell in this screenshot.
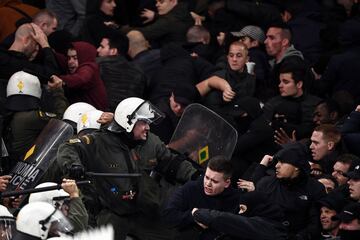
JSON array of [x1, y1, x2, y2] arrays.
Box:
[[6, 71, 41, 99], [111, 97, 164, 133], [16, 202, 72, 240], [0, 205, 13, 218], [77, 110, 104, 134], [63, 102, 96, 124], [28, 182, 70, 207]]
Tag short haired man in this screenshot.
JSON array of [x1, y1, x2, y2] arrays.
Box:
[[310, 124, 342, 174], [163, 156, 240, 238], [264, 23, 310, 100], [203, 41, 255, 114], [32, 9, 58, 36], [313, 99, 342, 127], [332, 154, 360, 186], [151, 84, 200, 144], [263, 61, 321, 140], [1, 9, 58, 49], [96, 32, 146, 112]]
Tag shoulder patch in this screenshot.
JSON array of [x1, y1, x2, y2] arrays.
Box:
[[44, 112, 57, 118], [38, 111, 57, 118], [79, 135, 93, 145], [69, 138, 81, 144]]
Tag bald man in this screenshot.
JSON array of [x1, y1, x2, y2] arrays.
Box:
[[0, 23, 60, 80], [126, 30, 162, 88]]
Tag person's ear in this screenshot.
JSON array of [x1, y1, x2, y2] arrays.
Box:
[[327, 141, 335, 151], [110, 48, 118, 56], [296, 81, 303, 89], [238, 204, 247, 214], [224, 178, 231, 188], [281, 38, 290, 48]]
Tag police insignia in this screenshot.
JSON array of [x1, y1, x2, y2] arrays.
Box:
[[69, 138, 81, 144], [45, 112, 57, 118]]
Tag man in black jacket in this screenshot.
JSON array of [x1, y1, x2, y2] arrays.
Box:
[[192, 191, 287, 240], [253, 143, 327, 240], [96, 32, 146, 112], [162, 156, 240, 239]]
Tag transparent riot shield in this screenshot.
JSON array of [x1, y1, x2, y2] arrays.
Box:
[[6, 119, 73, 198], [168, 104, 238, 166]]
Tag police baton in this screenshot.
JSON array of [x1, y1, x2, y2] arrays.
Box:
[[85, 172, 142, 178], [0, 180, 91, 198]]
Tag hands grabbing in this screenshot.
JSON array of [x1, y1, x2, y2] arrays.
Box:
[[61, 178, 79, 198], [141, 8, 155, 24]]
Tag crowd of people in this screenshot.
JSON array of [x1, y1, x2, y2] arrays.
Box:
[[1, 0, 360, 239]]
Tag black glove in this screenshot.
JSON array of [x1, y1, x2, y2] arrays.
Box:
[[68, 163, 85, 180]]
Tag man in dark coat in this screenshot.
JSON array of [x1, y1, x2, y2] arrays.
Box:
[[96, 32, 146, 112], [192, 191, 287, 240], [52, 41, 109, 111], [134, 0, 194, 47], [253, 143, 327, 240], [162, 156, 240, 239]]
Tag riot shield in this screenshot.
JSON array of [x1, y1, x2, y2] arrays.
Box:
[[168, 104, 237, 166], [5, 119, 73, 201]]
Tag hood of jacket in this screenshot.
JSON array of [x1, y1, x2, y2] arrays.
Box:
[[277, 45, 304, 63], [71, 41, 97, 65]]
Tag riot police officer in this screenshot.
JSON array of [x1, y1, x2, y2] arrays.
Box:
[[57, 97, 199, 240]]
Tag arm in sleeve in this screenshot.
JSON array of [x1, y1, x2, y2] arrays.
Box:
[[137, 17, 170, 41], [342, 110, 360, 133], [67, 197, 89, 233], [56, 142, 84, 177], [161, 185, 195, 228], [60, 66, 95, 89], [49, 88, 68, 119], [194, 209, 274, 239]]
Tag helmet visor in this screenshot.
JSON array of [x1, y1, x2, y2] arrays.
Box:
[[0, 217, 15, 240], [130, 101, 164, 126], [47, 210, 73, 237]]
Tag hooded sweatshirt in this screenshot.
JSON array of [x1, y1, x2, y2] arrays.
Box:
[[60, 41, 108, 111]]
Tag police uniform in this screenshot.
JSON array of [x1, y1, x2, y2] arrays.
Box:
[[57, 130, 197, 240], [6, 88, 67, 162]]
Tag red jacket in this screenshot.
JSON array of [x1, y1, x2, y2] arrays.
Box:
[[61, 41, 109, 111]]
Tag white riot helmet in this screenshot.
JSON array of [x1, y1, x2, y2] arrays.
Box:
[[0, 205, 15, 240], [109, 97, 164, 133], [76, 110, 104, 134], [62, 102, 96, 127], [15, 202, 73, 240], [28, 182, 70, 209], [6, 71, 42, 111]]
